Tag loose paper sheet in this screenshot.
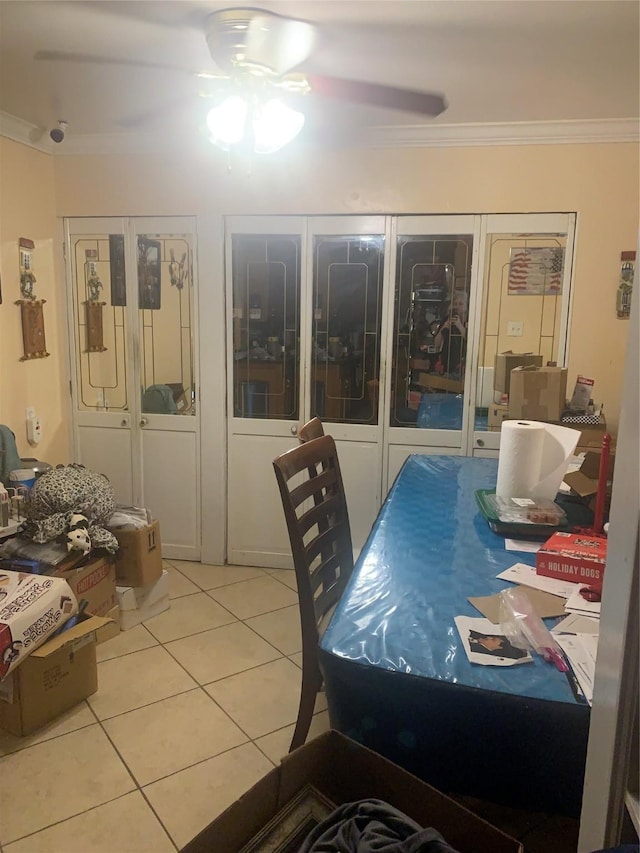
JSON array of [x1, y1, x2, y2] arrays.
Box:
[[564, 585, 602, 617], [505, 539, 542, 553], [552, 613, 600, 636], [555, 633, 599, 705], [454, 616, 533, 667], [496, 562, 578, 598]]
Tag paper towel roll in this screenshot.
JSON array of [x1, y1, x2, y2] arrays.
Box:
[[496, 420, 581, 500], [496, 420, 546, 498]]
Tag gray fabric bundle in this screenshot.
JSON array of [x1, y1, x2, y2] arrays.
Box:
[[24, 464, 119, 553], [298, 799, 459, 853]]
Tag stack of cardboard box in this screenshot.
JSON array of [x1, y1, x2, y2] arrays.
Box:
[[112, 519, 168, 630]]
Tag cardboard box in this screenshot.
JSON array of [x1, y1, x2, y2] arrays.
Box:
[[117, 569, 170, 630], [536, 531, 607, 591], [487, 403, 510, 431], [564, 446, 616, 498], [54, 555, 117, 618], [0, 613, 109, 736], [417, 373, 464, 394], [95, 604, 120, 644], [182, 731, 522, 853], [494, 351, 543, 395], [0, 571, 78, 679], [509, 366, 568, 422], [112, 520, 163, 587]]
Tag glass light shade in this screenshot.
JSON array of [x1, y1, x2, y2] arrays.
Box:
[[252, 99, 305, 154], [206, 96, 249, 150]]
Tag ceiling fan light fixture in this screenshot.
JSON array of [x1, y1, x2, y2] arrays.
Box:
[[252, 98, 304, 154], [206, 95, 249, 150]]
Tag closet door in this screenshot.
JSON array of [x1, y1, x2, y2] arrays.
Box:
[[469, 213, 576, 458], [383, 216, 480, 490], [66, 217, 200, 559], [66, 218, 135, 502], [225, 216, 386, 568]]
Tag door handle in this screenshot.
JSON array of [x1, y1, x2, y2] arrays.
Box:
[[290, 425, 298, 435], [120, 419, 128, 427], [140, 418, 148, 427]]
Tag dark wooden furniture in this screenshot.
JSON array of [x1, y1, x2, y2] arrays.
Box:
[[272, 435, 354, 752], [297, 417, 324, 442]]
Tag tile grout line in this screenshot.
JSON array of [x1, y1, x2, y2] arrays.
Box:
[[95, 709, 180, 851]]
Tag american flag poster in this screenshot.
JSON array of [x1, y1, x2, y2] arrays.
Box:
[[508, 247, 564, 295]]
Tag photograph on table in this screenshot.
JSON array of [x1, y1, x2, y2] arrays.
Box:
[[454, 616, 533, 666]]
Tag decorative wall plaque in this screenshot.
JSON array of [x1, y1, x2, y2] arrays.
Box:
[[15, 299, 50, 360]]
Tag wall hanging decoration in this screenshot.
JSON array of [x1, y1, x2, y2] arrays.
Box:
[[508, 246, 565, 295], [138, 237, 161, 309], [616, 250, 635, 319], [84, 248, 107, 352], [15, 237, 50, 361], [109, 234, 126, 306], [169, 248, 188, 290]]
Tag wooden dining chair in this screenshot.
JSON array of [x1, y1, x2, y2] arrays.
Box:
[[297, 416, 324, 442], [272, 435, 354, 752]]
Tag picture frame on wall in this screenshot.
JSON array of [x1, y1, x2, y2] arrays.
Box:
[[138, 237, 162, 310], [508, 246, 565, 295], [109, 234, 126, 306]]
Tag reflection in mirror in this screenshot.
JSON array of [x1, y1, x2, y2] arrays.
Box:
[[139, 235, 196, 415], [231, 236, 300, 420], [311, 235, 384, 424], [392, 235, 473, 430], [72, 235, 128, 412], [477, 234, 566, 432]]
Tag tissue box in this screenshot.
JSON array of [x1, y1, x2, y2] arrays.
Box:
[[536, 531, 607, 591], [509, 366, 568, 422]]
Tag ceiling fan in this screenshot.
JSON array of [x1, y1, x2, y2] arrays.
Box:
[[35, 7, 447, 151]]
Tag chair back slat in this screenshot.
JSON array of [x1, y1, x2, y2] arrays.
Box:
[[272, 432, 354, 752]]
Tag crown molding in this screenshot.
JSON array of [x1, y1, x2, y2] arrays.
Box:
[[1, 111, 638, 156], [364, 118, 640, 148]]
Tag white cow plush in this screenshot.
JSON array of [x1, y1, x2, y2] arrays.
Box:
[[66, 513, 91, 553]]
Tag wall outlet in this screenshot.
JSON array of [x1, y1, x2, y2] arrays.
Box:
[[507, 321, 523, 336]]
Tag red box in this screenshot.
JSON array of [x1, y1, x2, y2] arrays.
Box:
[[536, 531, 607, 590]]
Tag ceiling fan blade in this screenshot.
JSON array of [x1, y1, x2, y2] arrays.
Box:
[[117, 95, 195, 129], [306, 74, 447, 117], [34, 50, 195, 76]]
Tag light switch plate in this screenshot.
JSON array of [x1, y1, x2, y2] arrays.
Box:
[[507, 321, 523, 336]]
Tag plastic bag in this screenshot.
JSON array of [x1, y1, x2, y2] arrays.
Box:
[[498, 587, 567, 670]]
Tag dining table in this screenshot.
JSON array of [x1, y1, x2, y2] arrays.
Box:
[[318, 454, 590, 816]]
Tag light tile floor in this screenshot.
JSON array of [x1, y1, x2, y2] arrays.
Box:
[[0, 559, 583, 853], [0, 560, 329, 853]]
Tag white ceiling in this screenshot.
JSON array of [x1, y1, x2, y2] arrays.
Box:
[[0, 0, 638, 151]]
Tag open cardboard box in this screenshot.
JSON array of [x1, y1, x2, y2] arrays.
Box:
[[564, 443, 616, 498], [182, 731, 522, 853], [0, 613, 111, 736]]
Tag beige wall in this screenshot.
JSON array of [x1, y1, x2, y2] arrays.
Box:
[[0, 137, 70, 467], [1, 138, 635, 448], [53, 140, 639, 434]]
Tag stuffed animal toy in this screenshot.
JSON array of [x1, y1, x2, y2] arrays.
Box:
[[66, 513, 91, 553], [66, 527, 91, 554]]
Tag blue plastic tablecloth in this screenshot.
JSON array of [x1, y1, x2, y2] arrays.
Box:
[[321, 454, 579, 704], [319, 454, 589, 815]]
